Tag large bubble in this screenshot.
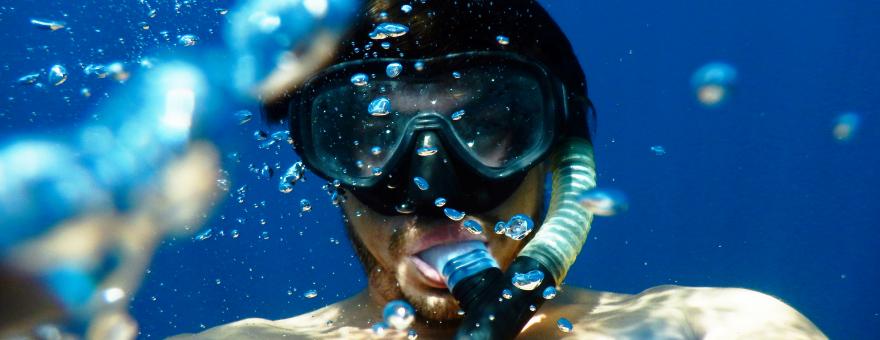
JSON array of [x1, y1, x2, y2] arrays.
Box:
[[691, 62, 737, 107]]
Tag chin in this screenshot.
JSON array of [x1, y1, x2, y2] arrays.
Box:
[[397, 273, 462, 321]]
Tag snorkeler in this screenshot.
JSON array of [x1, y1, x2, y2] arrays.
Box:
[[175, 0, 826, 339]]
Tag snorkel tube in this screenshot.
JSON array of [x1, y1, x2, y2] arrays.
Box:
[[434, 138, 597, 339]]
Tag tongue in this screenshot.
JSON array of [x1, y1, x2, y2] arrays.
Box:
[[418, 240, 488, 280]]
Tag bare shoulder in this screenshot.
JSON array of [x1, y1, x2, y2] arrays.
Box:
[[649, 285, 827, 339], [166, 293, 378, 340], [522, 285, 826, 339]]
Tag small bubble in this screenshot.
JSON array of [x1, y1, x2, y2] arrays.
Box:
[[496, 35, 510, 45], [194, 228, 213, 241], [542, 286, 557, 299], [407, 329, 418, 339], [30, 19, 65, 31], [230, 229, 240, 239], [260, 231, 270, 240], [452, 71, 462, 79], [235, 110, 253, 125], [300, 199, 312, 213], [214, 8, 229, 15], [512, 270, 544, 291], [371, 323, 388, 336], [386, 62, 403, 78], [350, 73, 369, 86], [148, 8, 158, 18], [451, 110, 465, 121], [416, 145, 438, 156], [414, 61, 425, 71], [17, 73, 40, 85], [371, 167, 383, 176], [253, 130, 269, 141], [401, 4, 413, 13], [139, 21, 150, 30], [371, 146, 383, 155], [650, 145, 667, 156], [462, 219, 483, 234], [369, 22, 410, 40], [444, 208, 466, 221], [557, 318, 573, 333], [395, 202, 415, 214], [48, 65, 68, 86], [529, 305, 537, 312], [383, 300, 415, 330], [494, 221, 508, 235], [80, 88, 91, 97], [303, 289, 318, 298], [501, 289, 513, 299], [413, 176, 429, 190], [178, 34, 199, 47], [434, 197, 447, 207], [381, 41, 392, 49], [368, 97, 392, 116]]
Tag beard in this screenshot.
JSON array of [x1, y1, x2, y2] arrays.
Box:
[[342, 213, 465, 322]]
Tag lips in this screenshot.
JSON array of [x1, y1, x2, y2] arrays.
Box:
[[406, 221, 488, 289]]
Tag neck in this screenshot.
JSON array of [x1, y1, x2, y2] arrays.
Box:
[[362, 286, 462, 337]]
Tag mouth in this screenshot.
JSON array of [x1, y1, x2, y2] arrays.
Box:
[[405, 221, 488, 289]]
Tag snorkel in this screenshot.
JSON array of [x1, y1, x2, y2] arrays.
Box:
[[428, 138, 597, 339]]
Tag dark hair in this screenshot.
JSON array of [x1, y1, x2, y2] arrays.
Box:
[[264, 0, 594, 139]]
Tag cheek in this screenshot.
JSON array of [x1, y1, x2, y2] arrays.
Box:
[[342, 196, 398, 266]]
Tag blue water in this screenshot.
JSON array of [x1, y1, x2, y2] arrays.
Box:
[[1, 0, 877, 339]]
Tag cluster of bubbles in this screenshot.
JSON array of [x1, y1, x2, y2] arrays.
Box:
[[511, 269, 544, 291], [493, 214, 535, 240], [278, 162, 307, 193]]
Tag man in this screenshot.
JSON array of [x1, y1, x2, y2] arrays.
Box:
[[176, 0, 825, 338]]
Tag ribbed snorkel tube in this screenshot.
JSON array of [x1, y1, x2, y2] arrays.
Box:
[[449, 138, 597, 339]]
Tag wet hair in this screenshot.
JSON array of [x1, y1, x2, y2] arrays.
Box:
[[264, 0, 595, 140]]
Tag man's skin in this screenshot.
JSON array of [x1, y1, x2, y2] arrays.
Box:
[[174, 163, 826, 339]]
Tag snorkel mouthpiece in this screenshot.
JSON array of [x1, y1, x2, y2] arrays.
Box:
[[419, 241, 499, 290]]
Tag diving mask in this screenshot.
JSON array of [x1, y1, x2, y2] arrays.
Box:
[[279, 51, 582, 215]]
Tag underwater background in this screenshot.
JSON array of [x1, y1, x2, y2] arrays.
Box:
[[1, 0, 877, 338]]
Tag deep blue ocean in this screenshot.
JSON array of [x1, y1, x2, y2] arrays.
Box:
[[1, 0, 877, 339]]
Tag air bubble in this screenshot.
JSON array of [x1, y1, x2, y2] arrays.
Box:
[[368, 97, 392, 116], [383, 300, 415, 330], [350, 73, 369, 86], [462, 219, 483, 234], [512, 270, 544, 291], [444, 208, 466, 221], [386, 62, 403, 78], [413, 176, 429, 190]]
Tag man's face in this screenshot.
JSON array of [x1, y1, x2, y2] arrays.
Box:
[[341, 165, 546, 320]]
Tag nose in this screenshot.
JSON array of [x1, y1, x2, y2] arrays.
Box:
[[405, 131, 457, 215]]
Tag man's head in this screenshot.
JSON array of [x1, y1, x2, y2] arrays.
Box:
[[264, 0, 590, 321]]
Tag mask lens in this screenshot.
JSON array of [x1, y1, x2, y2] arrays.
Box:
[[448, 69, 548, 168], [310, 85, 407, 180]]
